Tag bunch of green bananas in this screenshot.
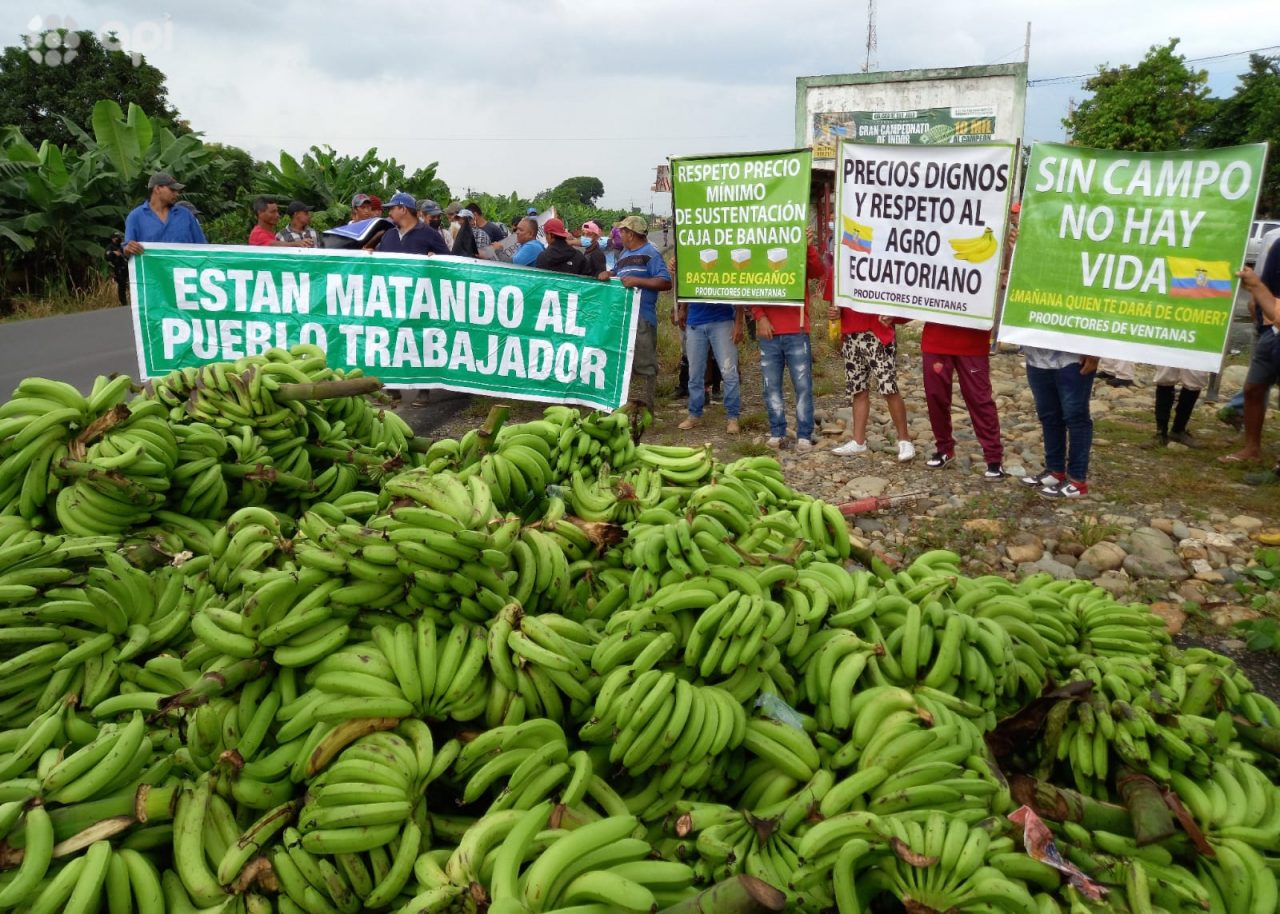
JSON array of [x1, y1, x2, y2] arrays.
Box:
[[1, 354, 1280, 914]]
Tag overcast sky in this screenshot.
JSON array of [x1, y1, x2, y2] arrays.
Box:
[[5, 2, 1275, 209]]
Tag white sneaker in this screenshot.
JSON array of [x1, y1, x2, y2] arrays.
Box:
[[766, 436, 783, 449], [897, 440, 916, 462], [832, 439, 867, 456], [795, 438, 813, 454]]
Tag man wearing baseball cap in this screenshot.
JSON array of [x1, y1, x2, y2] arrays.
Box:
[[123, 172, 206, 255], [417, 199, 451, 250], [580, 221, 606, 276], [350, 193, 377, 223], [535, 218, 589, 275], [378, 192, 449, 255], [598, 215, 671, 418], [277, 201, 319, 247]]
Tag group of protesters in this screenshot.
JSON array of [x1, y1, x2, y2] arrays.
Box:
[[115, 171, 1280, 495]]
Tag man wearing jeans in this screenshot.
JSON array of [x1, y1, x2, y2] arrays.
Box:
[[598, 216, 671, 416], [753, 301, 813, 451], [678, 299, 744, 434], [1020, 347, 1100, 498]]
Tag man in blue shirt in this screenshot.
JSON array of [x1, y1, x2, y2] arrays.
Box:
[[123, 172, 207, 255], [378, 192, 449, 255], [511, 217, 545, 266], [598, 215, 671, 413]]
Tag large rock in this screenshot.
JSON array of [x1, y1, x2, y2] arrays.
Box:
[[1148, 601, 1187, 635], [1073, 560, 1101, 580], [1079, 541, 1126, 572], [1031, 555, 1076, 580], [1006, 533, 1044, 564], [1230, 515, 1264, 532], [1128, 526, 1176, 562], [1094, 571, 1131, 597], [846, 476, 889, 498], [1122, 554, 1189, 582], [1211, 605, 1261, 627]]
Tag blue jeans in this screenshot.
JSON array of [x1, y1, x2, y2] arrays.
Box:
[[759, 333, 814, 439], [1026, 362, 1095, 482], [687, 321, 741, 419]]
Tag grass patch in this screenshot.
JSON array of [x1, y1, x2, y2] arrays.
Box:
[[1075, 514, 1124, 548], [2, 277, 118, 323], [738, 411, 767, 433], [1093, 413, 1279, 516], [732, 439, 772, 458]]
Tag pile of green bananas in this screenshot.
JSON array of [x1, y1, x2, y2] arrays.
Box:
[[0, 354, 1277, 914]]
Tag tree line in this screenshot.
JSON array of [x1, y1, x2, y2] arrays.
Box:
[[0, 30, 642, 304], [1063, 39, 1280, 214]]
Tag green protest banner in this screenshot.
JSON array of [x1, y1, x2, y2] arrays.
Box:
[[833, 139, 1015, 329], [999, 142, 1268, 372], [129, 245, 639, 410], [671, 148, 812, 306]]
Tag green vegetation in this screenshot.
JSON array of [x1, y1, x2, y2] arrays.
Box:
[[1066, 42, 1280, 213]]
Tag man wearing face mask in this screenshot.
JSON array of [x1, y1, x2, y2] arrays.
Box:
[[417, 199, 452, 250], [580, 221, 606, 276]]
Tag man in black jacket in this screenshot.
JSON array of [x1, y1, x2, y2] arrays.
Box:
[[534, 218, 590, 274], [580, 221, 606, 276]]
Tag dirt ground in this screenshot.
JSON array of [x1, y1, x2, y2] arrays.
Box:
[[401, 292, 1280, 698]]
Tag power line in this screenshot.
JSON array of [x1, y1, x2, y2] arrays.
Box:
[[1028, 43, 1280, 87]]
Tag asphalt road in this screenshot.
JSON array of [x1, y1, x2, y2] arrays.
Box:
[[0, 282, 1259, 426], [0, 306, 474, 437], [0, 306, 138, 396]]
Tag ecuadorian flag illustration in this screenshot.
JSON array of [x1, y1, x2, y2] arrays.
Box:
[[1166, 257, 1233, 298], [842, 217, 873, 253]]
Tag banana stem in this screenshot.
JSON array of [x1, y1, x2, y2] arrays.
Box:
[[273, 378, 383, 401], [655, 875, 786, 914], [1010, 775, 1133, 836], [1115, 768, 1177, 846], [160, 659, 269, 711], [474, 405, 511, 457]]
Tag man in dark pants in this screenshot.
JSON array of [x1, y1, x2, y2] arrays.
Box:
[[598, 216, 671, 426], [105, 233, 129, 306], [1220, 234, 1280, 466]]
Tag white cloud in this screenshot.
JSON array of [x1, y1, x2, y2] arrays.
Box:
[[3, 0, 1273, 207]]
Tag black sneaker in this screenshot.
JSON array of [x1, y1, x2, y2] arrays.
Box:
[[925, 452, 954, 469], [1168, 431, 1202, 449], [1021, 468, 1063, 487], [983, 463, 1007, 480], [1041, 480, 1088, 498], [1145, 433, 1169, 449]]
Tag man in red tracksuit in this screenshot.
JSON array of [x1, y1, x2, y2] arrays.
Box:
[[920, 321, 1006, 478]]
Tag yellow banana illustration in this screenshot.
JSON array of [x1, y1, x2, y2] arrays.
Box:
[[948, 227, 997, 263]]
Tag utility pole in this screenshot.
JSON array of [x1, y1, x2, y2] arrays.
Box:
[[863, 0, 877, 72]]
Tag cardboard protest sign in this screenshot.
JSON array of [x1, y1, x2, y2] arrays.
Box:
[[833, 140, 1016, 329], [999, 142, 1268, 371]]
